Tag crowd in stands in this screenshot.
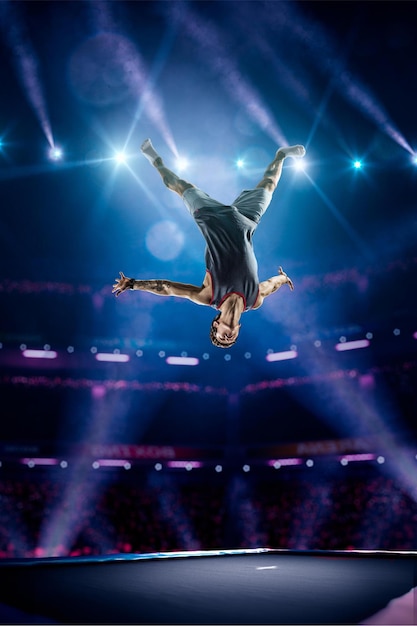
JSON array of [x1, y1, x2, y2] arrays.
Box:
[[1, 467, 417, 559]]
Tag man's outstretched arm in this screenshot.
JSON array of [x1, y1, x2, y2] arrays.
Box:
[[255, 266, 294, 307], [112, 271, 209, 304]]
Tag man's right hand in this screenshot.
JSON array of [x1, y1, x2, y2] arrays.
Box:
[[278, 266, 294, 291], [112, 271, 134, 297]]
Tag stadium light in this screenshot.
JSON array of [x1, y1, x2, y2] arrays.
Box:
[[166, 356, 199, 366], [335, 339, 370, 352], [114, 151, 127, 164], [175, 157, 189, 172], [49, 146, 63, 161], [95, 352, 130, 362], [292, 158, 306, 171], [266, 349, 297, 362], [23, 349, 57, 359]]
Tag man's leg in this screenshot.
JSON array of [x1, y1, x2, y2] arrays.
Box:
[[141, 139, 195, 197], [256, 145, 306, 193]]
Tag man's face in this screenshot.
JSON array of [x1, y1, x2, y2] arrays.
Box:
[[213, 320, 241, 344]]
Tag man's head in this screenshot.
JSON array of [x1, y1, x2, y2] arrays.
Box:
[[209, 313, 241, 348]]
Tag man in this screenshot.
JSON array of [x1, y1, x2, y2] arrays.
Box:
[[112, 138, 306, 348]]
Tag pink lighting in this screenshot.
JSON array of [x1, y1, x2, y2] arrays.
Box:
[[94, 459, 131, 468], [339, 453, 376, 463], [268, 458, 303, 467], [167, 461, 202, 469], [166, 356, 199, 366], [95, 353, 130, 362], [91, 385, 107, 400], [335, 339, 370, 352], [22, 349, 57, 359], [20, 458, 59, 466], [266, 350, 298, 362]]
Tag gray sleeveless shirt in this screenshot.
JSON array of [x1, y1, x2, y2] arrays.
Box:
[[193, 205, 259, 310]]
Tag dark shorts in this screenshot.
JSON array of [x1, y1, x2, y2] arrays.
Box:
[[182, 187, 272, 224]]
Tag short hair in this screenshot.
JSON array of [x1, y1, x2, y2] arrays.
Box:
[[209, 313, 238, 349]]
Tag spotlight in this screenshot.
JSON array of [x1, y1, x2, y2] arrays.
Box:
[[114, 151, 127, 164], [353, 160, 362, 169], [49, 146, 63, 161], [292, 158, 305, 171], [412, 154, 417, 165], [175, 156, 189, 172]]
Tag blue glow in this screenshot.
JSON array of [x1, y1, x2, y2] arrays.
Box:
[[353, 160, 362, 169]]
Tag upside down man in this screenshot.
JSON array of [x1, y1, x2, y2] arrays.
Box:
[[112, 138, 306, 348]]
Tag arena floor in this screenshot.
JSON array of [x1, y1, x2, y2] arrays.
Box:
[[0, 548, 415, 624]]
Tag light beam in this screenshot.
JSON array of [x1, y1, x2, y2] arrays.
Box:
[[0, 1, 54, 148], [166, 2, 288, 146]]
